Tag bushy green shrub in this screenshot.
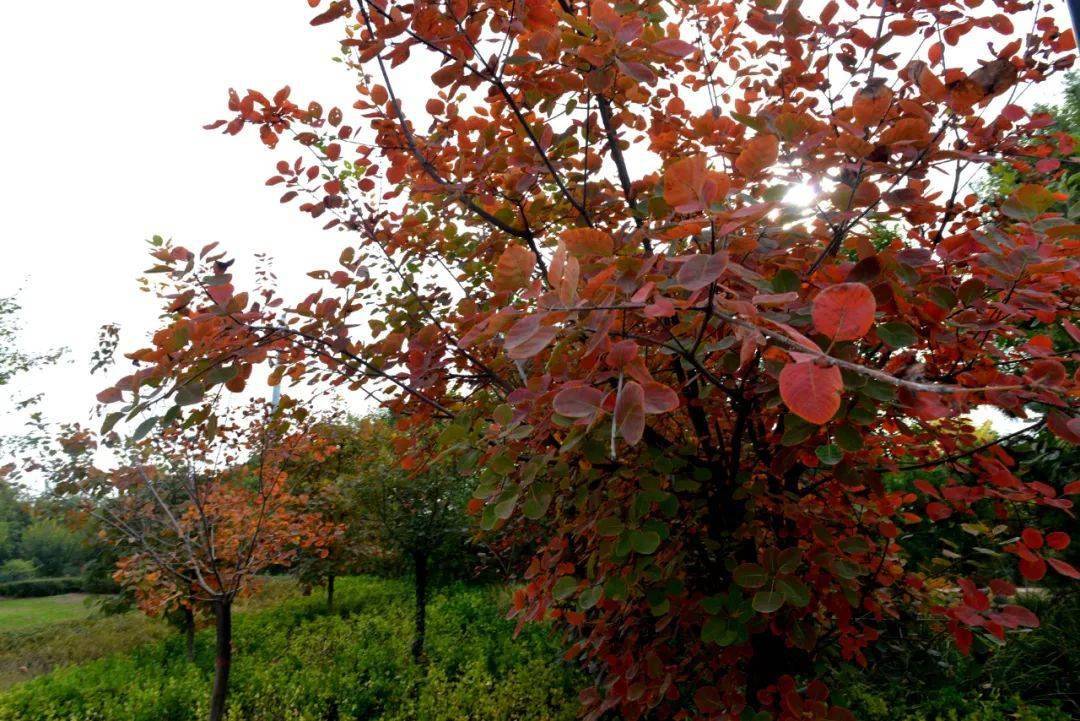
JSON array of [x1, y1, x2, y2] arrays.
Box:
[[17, 520, 87, 577], [0, 576, 82, 598], [0, 559, 36, 583], [0, 577, 581, 721], [829, 591, 1079, 721]]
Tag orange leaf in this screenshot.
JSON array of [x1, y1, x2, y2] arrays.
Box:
[[852, 82, 893, 128], [663, 154, 727, 213], [561, 228, 614, 257], [812, 283, 876, 341], [494, 245, 535, 292], [779, 360, 843, 425], [734, 134, 778, 178]]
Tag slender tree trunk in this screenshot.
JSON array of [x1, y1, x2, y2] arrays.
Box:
[[326, 573, 336, 612], [208, 597, 233, 721], [411, 551, 429, 663], [183, 605, 196, 662]]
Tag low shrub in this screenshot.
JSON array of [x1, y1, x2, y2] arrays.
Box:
[[0, 577, 82, 598], [0, 560, 37, 583], [0, 577, 582, 721], [829, 590, 1079, 721]]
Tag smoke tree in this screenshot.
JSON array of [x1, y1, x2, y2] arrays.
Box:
[[53, 403, 339, 721], [97, 1, 1080, 718], [344, 414, 473, 661]]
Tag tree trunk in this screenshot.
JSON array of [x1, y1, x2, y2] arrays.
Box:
[[183, 605, 196, 662], [326, 573, 335, 612], [411, 551, 429, 663], [208, 597, 233, 721]]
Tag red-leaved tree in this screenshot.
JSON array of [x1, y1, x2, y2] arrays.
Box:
[[99, 1, 1079, 718], [53, 402, 339, 721]]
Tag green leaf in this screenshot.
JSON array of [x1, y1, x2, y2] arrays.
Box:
[[834, 424, 864, 452], [438, 424, 467, 446], [522, 485, 552, 520], [832, 559, 863, 579], [752, 590, 785, 613], [132, 415, 158, 441], [815, 444, 843, 466], [494, 491, 518, 520], [552, 576, 578, 601], [100, 412, 123, 435], [731, 112, 765, 131], [205, 364, 239, 386], [480, 505, 497, 531], [492, 404, 514, 426], [596, 517, 624, 537], [604, 577, 628, 601], [781, 415, 815, 446], [861, 380, 896, 402], [733, 563, 768, 589], [772, 269, 801, 293], [578, 586, 602, 610], [877, 321, 917, 348], [701, 617, 739, 645], [839, 537, 870, 554], [775, 576, 811, 607], [776, 547, 802, 574], [174, 383, 204, 407], [929, 286, 957, 310], [629, 530, 661, 555]]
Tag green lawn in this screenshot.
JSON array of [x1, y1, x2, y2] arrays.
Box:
[[0, 594, 99, 632]]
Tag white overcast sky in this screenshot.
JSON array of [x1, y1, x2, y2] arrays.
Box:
[[2, 1, 1070, 483], [0, 2, 367, 444]]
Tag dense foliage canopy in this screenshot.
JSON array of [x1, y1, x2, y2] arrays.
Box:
[[93, 1, 1079, 718]]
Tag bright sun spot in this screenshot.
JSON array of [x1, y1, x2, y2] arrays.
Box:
[[784, 182, 818, 207]]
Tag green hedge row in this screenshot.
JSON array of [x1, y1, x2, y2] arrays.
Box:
[[0, 577, 83, 598]]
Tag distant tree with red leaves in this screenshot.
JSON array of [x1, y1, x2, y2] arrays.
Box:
[[52, 402, 339, 721]]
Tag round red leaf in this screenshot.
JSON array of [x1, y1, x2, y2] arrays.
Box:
[[812, 282, 876, 341], [779, 360, 843, 425]]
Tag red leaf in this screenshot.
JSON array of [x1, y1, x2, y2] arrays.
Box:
[[926, 502, 952, 521], [1025, 359, 1066, 387], [676, 253, 729, 291], [1019, 556, 1047, 581], [779, 360, 843, 425], [642, 381, 679, 414], [615, 381, 645, 446], [1048, 557, 1080, 579], [553, 386, 607, 419], [607, 340, 638, 369], [504, 315, 557, 359], [812, 283, 876, 341], [96, 387, 122, 404], [652, 38, 697, 58], [1046, 531, 1070, 550], [999, 604, 1039, 628], [310, 0, 351, 26], [1021, 528, 1043, 549]]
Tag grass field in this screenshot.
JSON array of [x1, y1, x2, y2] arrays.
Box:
[[0, 594, 100, 632], [0, 579, 299, 690]]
